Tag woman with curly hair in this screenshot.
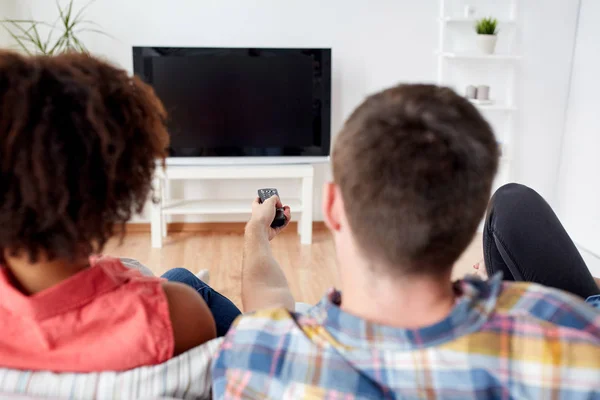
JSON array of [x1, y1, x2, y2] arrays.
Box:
[[0, 51, 242, 372]]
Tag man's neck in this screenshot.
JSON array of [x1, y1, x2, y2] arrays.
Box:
[[340, 265, 456, 329]]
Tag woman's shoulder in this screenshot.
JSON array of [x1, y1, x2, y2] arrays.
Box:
[[91, 256, 162, 285], [92, 257, 217, 356]]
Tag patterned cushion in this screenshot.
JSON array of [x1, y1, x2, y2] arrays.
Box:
[[0, 338, 222, 400]]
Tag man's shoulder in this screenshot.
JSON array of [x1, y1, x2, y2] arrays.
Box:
[[494, 281, 600, 337]]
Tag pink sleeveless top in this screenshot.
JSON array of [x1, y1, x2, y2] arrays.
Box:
[[0, 257, 174, 372]]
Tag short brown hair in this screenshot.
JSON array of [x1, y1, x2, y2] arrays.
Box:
[[333, 84, 498, 274], [0, 51, 169, 262]]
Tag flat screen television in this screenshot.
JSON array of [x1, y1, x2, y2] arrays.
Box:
[[133, 47, 331, 164]]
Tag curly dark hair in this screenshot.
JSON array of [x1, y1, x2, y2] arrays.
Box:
[[0, 51, 169, 263]]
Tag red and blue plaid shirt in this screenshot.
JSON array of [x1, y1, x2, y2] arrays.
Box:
[[213, 274, 600, 399]]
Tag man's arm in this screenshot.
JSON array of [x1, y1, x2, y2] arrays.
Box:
[[242, 196, 294, 312]]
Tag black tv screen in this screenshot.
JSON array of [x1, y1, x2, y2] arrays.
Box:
[[133, 47, 331, 158]]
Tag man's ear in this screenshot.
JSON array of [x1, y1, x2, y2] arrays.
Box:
[[322, 182, 341, 232]]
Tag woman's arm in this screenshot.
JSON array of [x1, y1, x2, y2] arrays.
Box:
[[162, 282, 217, 355]]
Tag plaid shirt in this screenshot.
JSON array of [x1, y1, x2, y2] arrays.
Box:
[[213, 274, 600, 399]]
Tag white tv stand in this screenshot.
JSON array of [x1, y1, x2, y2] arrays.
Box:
[[151, 164, 314, 248]]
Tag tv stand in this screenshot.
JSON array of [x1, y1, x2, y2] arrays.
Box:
[[151, 164, 314, 248]]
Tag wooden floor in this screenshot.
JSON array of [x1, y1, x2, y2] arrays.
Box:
[[105, 229, 483, 309]]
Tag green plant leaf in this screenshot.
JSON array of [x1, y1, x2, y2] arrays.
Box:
[[4, 21, 40, 51], [2, 0, 109, 55], [3, 28, 33, 55], [47, 39, 62, 55], [71, 0, 96, 29], [75, 27, 115, 40], [475, 17, 498, 35], [50, 34, 68, 54], [8, 20, 53, 54], [65, 0, 74, 29], [57, 0, 74, 32], [4, 20, 36, 37], [71, 35, 88, 53], [1, 19, 37, 24], [30, 23, 50, 54], [42, 16, 63, 55], [76, 19, 103, 29]]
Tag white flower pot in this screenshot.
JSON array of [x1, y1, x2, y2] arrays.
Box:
[[476, 34, 497, 54]]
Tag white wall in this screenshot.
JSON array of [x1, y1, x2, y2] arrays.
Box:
[[0, 1, 20, 47], [7, 0, 581, 222], [514, 0, 580, 204], [557, 0, 600, 261], [11, 0, 439, 221]]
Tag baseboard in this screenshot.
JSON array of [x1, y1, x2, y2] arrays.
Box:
[[125, 221, 326, 233]]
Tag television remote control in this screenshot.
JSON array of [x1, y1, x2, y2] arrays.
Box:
[[257, 188, 287, 228]]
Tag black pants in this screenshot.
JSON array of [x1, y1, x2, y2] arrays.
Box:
[[483, 183, 599, 299]]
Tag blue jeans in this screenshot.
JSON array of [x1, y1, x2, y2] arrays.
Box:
[[161, 268, 242, 337]]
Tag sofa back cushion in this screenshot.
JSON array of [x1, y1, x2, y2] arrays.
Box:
[[0, 338, 222, 399]]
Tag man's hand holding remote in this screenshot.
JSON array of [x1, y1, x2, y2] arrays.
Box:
[[247, 195, 291, 241]]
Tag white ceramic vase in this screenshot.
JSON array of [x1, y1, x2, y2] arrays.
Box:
[[476, 34, 497, 54]]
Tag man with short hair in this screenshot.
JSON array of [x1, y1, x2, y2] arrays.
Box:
[[213, 84, 600, 398]]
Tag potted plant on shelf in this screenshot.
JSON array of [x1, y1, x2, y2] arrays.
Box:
[[475, 17, 498, 55], [1, 0, 108, 55]]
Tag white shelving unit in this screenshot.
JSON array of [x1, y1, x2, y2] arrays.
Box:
[[439, 17, 515, 24], [437, 52, 521, 61], [437, 0, 521, 179], [469, 99, 516, 112], [151, 164, 314, 248]]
